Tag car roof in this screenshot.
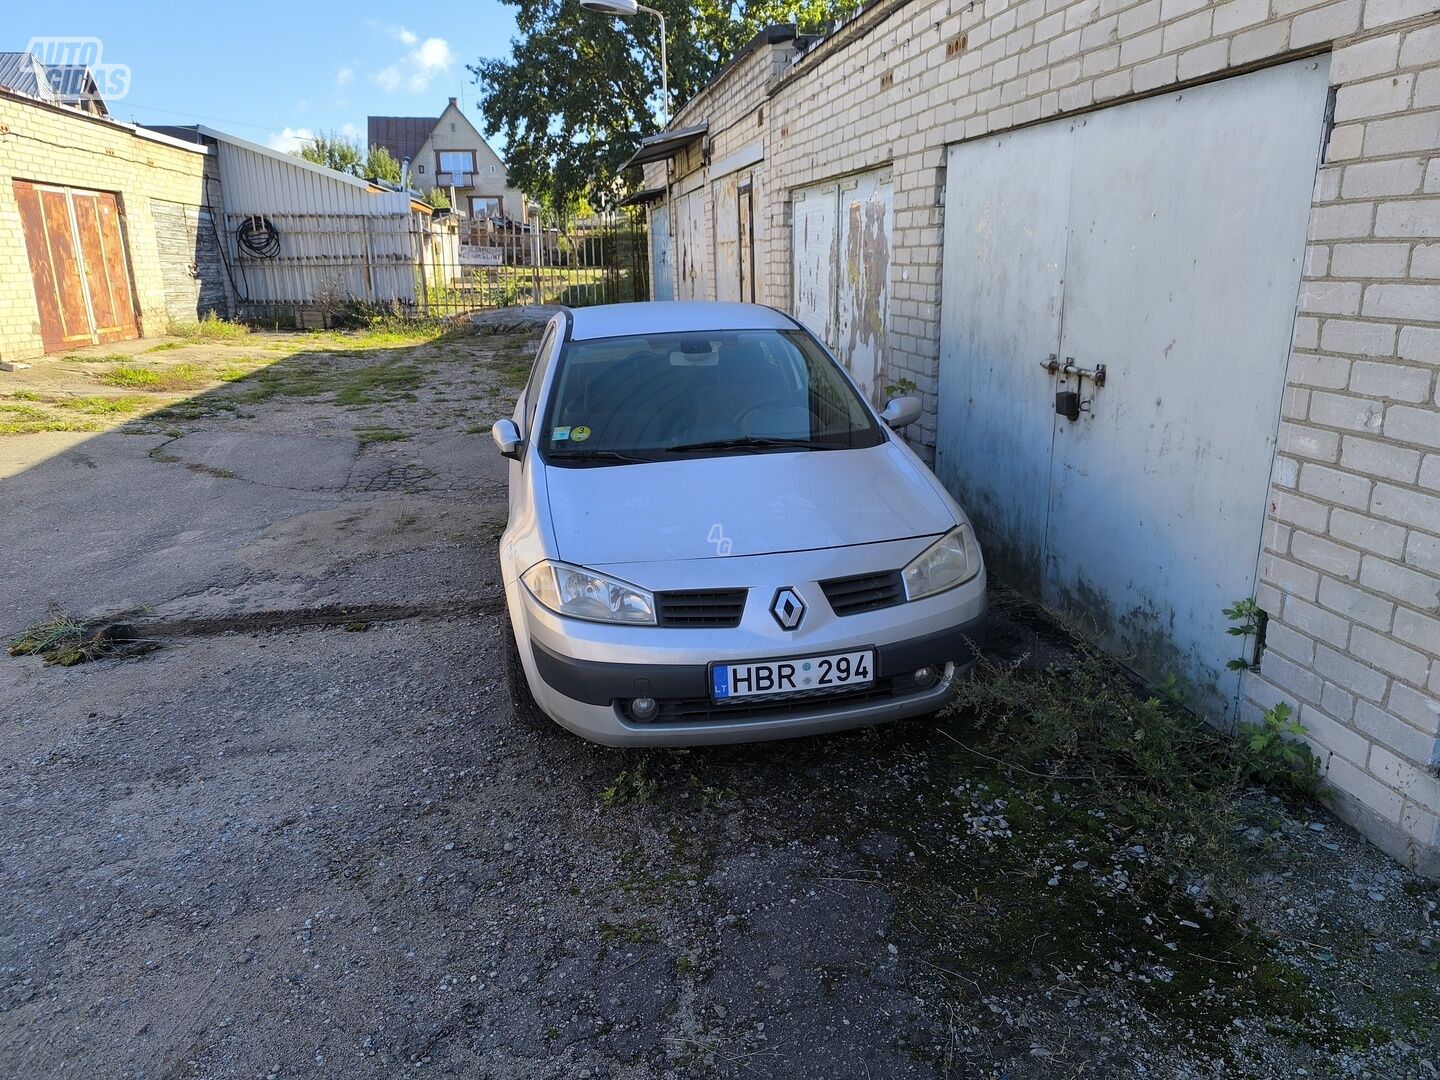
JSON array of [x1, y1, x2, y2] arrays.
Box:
[[564, 301, 800, 341]]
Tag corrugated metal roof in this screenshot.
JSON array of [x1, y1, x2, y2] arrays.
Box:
[[0, 52, 61, 104], [367, 115, 436, 165]]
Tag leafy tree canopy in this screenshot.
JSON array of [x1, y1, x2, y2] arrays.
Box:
[[296, 131, 364, 176], [364, 145, 403, 183], [470, 0, 857, 207], [295, 134, 404, 185]]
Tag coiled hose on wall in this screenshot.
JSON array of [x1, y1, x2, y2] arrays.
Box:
[[235, 215, 280, 259]]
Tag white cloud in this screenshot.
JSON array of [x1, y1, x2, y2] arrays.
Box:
[[266, 127, 315, 153], [340, 122, 361, 140], [335, 65, 354, 87], [373, 29, 454, 94]]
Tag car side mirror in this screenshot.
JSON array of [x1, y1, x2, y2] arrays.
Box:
[[881, 395, 922, 429], [492, 418, 523, 459]]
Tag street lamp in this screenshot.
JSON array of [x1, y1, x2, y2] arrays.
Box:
[[579, 0, 670, 124]]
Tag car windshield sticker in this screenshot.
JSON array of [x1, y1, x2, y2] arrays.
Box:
[[551, 426, 571, 441], [570, 425, 592, 443]]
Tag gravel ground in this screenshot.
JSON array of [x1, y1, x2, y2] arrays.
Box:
[[1, 323, 1437, 1079]]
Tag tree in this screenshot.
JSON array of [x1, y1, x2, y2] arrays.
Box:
[[295, 131, 364, 176], [425, 186, 451, 210], [364, 145, 402, 183], [470, 0, 857, 207]]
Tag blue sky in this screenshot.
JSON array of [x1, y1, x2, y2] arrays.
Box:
[[11, 0, 520, 152]]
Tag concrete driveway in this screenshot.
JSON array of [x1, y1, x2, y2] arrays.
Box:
[[0, 321, 1436, 1079]]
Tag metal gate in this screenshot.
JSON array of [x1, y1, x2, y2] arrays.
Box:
[[13, 181, 138, 352], [792, 168, 893, 402], [935, 58, 1331, 717]]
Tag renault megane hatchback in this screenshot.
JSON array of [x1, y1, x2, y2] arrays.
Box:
[[492, 302, 987, 746]]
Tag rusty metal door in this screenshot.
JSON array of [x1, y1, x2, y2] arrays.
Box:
[[712, 172, 741, 302], [792, 181, 837, 345], [792, 171, 892, 402], [835, 169, 892, 403], [673, 186, 707, 301], [937, 58, 1330, 717], [738, 174, 756, 303], [13, 181, 138, 352]]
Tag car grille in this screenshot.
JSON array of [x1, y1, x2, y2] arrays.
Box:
[[820, 570, 905, 616], [623, 672, 930, 725], [654, 588, 748, 628]]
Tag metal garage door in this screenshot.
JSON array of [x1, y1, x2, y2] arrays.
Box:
[[13, 181, 139, 352], [673, 186, 707, 301], [650, 203, 674, 301], [792, 168, 893, 402], [935, 58, 1330, 717]]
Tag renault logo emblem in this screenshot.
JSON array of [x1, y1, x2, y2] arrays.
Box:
[[769, 587, 806, 631]]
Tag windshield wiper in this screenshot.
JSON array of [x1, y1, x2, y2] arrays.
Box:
[[552, 449, 652, 466], [665, 435, 846, 454]]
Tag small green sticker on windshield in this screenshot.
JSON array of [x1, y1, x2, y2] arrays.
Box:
[[570, 425, 592, 443], [552, 426, 571, 441]]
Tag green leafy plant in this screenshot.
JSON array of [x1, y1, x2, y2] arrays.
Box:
[[1224, 597, 1264, 671], [1236, 701, 1322, 798], [602, 760, 660, 806], [884, 376, 918, 397]]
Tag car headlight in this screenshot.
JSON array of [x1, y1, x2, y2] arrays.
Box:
[[521, 560, 656, 624], [902, 525, 982, 601]]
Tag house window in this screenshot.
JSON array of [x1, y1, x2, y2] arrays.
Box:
[[437, 150, 476, 177], [470, 196, 502, 220]]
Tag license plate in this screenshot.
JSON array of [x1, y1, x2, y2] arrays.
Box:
[[711, 649, 875, 701]]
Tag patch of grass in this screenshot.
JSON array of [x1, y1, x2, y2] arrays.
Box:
[[100, 363, 212, 392], [143, 341, 185, 353], [230, 357, 422, 407], [0, 403, 99, 435], [61, 352, 129, 363], [167, 312, 251, 342], [98, 366, 161, 388], [12, 390, 42, 401], [55, 395, 149, 416], [217, 362, 261, 382], [356, 426, 412, 446], [335, 362, 423, 406], [7, 605, 156, 666]]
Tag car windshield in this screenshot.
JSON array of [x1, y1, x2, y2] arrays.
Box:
[[538, 329, 884, 464]]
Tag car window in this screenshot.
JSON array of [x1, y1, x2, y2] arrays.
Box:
[[521, 324, 558, 437], [537, 329, 884, 464]]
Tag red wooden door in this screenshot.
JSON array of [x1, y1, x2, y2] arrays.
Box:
[[12, 181, 139, 352]]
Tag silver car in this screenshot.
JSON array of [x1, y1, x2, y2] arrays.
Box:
[[492, 302, 987, 746]]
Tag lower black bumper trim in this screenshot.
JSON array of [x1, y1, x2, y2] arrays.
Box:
[[529, 613, 989, 707]]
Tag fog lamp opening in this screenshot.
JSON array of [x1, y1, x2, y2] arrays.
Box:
[[629, 696, 658, 722]]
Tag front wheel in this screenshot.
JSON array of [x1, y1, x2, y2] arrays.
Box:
[[501, 607, 554, 733]]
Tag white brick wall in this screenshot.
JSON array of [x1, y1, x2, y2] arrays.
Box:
[[640, 0, 1440, 871]]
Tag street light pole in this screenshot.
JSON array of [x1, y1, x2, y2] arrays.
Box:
[[579, 0, 670, 124]]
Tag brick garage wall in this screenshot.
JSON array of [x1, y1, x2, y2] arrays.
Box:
[[0, 90, 224, 362], [750, 0, 1440, 870], [642, 35, 804, 306]]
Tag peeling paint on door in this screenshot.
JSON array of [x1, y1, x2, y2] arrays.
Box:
[[792, 169, 892, 401]]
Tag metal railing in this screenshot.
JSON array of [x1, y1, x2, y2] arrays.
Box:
[[224, 210, 650, 326]]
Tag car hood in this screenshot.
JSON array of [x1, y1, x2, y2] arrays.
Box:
[[544, 444, 956, 565]]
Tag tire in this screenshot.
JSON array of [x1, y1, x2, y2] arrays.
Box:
[[501, 606, 554, 733]]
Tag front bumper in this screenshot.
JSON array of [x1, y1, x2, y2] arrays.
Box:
[[524, 613, 989, 747]]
